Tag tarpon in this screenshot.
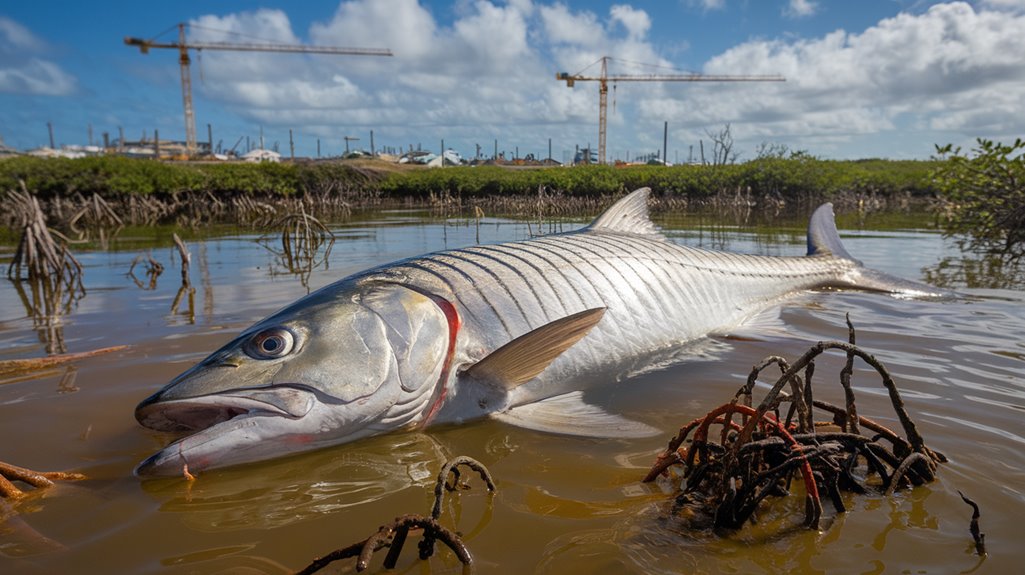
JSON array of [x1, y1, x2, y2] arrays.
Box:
[[134, 188, 945, 475]]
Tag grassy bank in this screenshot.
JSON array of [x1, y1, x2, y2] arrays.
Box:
[[0, 155, 942, 229], [1, 155, 939, 200], [379, 157, 939, 202]]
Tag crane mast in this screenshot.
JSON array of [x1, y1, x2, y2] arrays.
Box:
[[125, 23, 392, 156], [557, 56, 785, 164]]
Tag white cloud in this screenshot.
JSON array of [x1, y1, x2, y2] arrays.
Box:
[[184, 1, 670, 149], [139, 1, 1025, 160], [784, 0, 818, 18], [978, 0, 1025, 11], [540, 4, 603, 47], [0, 16, 76, 96], [610, 4, 651, 39], [689, 2, 1025, 151], [691, 0, 726, 11]]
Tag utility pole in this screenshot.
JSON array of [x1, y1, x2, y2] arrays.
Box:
[[344, 136, 359, 155], [663, 121, 668, 166], [289, 129, 295, 160], [47, 121, 55, 149]]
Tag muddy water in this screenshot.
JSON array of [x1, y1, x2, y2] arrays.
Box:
[[1, 209, 1023, 574]]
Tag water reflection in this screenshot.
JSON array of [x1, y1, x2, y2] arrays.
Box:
[[256, 212, 336, 291], [923, 252, 1025, 290], [140, 433, 449, 531], [126, 253, 164, 291], [2, 206, 1025, 574]]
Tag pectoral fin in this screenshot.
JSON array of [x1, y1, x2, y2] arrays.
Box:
[[462, 307, 606, 391], [492, 391, 659, 438]]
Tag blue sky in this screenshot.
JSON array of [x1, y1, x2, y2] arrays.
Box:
[[2, 0, 1024, 162]]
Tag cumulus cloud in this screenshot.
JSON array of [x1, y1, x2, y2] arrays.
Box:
[[784, 0, 818, 18], [978, 0, 1025, 11], [610, 4, 651, 38], [184, 1, 673, 152], [691, 0, 726, 11], [161, 1, 1025, 159], [688, 2, 1025, 153], [0, 16, 76, 96]]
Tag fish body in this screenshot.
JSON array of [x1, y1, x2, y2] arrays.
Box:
[[135, 188, 945, 475]]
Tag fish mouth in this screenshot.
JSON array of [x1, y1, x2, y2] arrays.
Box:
[[136, 385, 317, 433], [134, 385, 321, 476]]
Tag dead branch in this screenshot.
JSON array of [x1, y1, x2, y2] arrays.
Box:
[[0, 345, 129, 378]]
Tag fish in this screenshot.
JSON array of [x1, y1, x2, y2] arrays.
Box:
[[134, 188, 947, 475]]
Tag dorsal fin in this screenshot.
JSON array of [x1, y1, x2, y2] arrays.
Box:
[[807, 202, 860, 264], [585, 187, 666, 240], [462, 307, 606, 391]]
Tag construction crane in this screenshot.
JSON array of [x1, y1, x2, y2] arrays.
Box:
[[557, 56, 784, 164], [125, 23, 392, 156]]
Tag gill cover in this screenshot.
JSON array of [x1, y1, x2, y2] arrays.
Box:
[[359, 282, 454, 395]]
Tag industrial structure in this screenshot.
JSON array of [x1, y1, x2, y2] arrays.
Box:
[[125, 23, 392, 156], [557, 56, 784, 164]]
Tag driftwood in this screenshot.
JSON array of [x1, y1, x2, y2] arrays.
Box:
[[0, 345, 129, 379]]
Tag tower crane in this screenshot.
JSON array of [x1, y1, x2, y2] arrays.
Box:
[[557, 56, 784, 164], [125, 23, 392, 156]]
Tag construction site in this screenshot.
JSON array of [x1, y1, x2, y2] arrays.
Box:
[[2, 22, 789, 168]]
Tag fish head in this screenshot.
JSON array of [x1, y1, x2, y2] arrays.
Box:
[[134, 279, 456, 476]]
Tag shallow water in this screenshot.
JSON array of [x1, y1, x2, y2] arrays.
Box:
[[1, 208, 1023, 574]]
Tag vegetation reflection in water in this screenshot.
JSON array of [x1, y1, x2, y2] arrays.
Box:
[[0, 205, 1022, 574]]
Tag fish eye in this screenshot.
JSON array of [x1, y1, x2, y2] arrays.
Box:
[[245, 328, 295, 359]]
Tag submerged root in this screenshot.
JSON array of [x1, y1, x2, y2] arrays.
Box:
[[297, 455, 495, 574], [644, 316, 946, 532], [257, 205, 336, 289], [0, 461, 86, 500]]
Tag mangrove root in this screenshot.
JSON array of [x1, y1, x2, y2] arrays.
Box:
[[127, 253, 164, 290], [0, 460, 86, 500], [257, 206, 335, 288], [644, 316, 946, 532], [297, 455, 495, 574]]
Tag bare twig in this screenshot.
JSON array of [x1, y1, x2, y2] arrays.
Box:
[[958, 491, 987, 557], [432, 455, 496, 519]]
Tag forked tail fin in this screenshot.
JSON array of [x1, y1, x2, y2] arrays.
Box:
[[807, 203, 953, 298], [807, 203, 859, 262]]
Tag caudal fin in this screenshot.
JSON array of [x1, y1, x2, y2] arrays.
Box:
[[807, 203, 859, 262], [806, 203, 953, 298]]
